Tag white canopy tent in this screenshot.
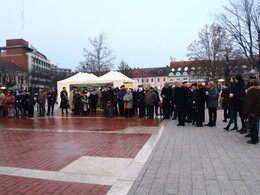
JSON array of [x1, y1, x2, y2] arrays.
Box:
[[57, 72, 98, 103], [97, 71, 137, 88], [57, 71, 137, 105]]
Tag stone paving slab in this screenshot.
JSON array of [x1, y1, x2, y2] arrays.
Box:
[[128, 110, 260, 195], [0, 174, 111, 195]]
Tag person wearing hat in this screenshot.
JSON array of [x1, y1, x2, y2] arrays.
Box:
[[145, 87, 157, 119]]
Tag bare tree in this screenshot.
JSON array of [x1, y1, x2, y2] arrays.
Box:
[[215, 0, 260, 72], [117, 60, 132, 77], [77, 33, 116, 75], [187, 23, 233, 82]]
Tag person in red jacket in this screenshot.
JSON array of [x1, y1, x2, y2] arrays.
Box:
[[4, 91, 15, 118]]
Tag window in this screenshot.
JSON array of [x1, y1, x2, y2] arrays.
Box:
[[151, 79, 153, 82], [158, 78, 160, 82], [177, 78, 180, 81], [183, 78, 188, 80], [146, 79, 148, 82], [163, 78, 165, 81], [142, 79, 144, 82], [137, 79, 139, 82]]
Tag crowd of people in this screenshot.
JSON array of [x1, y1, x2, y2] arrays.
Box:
[[0, 74, 259, 144], [0, 89, 56, 118]]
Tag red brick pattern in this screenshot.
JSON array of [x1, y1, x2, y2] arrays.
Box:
[[0, 117, 162, 131], [0, 175, 111, 195], [0, 130, 151, 171]]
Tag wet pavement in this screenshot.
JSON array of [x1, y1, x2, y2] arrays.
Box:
[[0, 108, 164, 194]]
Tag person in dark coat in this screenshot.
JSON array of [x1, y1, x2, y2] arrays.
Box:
[[154, 87, 160, 116], [234, 74, 248, 133], [46, 89, 57, 116], [145, 87, 157, 119], [89, 89, 98, 114], [26, 92, 36, 118], [73, 91, 82, 115], [16, 90, 27, 118], [135, 88, 145, 118], [117, 85, 127, 116], [193, 84, 206, 126], [170, 84, 177, 120], [174, 82, 189, 126], [102, 87, 114, 117], [190, 83, 198, 125], [224, 78, 238, 131], [161, 83, 172, 119], [60, 87, 69, 114], [205, 81, 219, 127], [243, 79, 260, 144], [221, 83, 231, 122]]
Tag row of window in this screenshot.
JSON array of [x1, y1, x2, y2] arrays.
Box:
[[0, 75, 27, 83], [32, 57, 51, 68], [136, 78, 166, 83], [32, 65, 50, 73]]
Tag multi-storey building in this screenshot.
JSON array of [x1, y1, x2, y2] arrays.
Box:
[[0, 39, 52, 90]]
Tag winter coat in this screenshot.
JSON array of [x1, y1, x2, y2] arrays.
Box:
[[4, 95, 15, 108], [234, 81, 247, 112], [135, 91, 145, 107], [221, 87, 232, 109], [90, 91, 98, 104], [206, 87, 219, 108], [123, 92, 133, 109], [117, 89, 127, 103], [161, 87, 172, 106], [60, 90, 69, 109], [194, 88, 206, 122], [145, 91, 157, 106], [174, 87, 189, 111], [243, 86, 260, 119], [37, 92, 47, 104], [47, 92, 57, 104], [16, 94, 27, 109]]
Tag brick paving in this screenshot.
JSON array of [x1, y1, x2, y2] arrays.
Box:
[[0, 130, 151, 171], [128, 111, 260, 195], [0, 175, 111, 195], [0, 117, 162, 131]]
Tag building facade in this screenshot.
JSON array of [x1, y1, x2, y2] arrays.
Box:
[[0, 39, 52, 90]]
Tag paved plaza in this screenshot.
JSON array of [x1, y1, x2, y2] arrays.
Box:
[[0, 108, 259, 195]]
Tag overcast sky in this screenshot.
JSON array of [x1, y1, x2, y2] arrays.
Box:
[[0, 0, 227, 71]]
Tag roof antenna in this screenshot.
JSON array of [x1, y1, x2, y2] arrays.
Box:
[[21, 0, 24, 38]]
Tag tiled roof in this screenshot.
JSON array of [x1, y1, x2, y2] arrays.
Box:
[[170, 60, 204, 68], [129, 67, 171, 77], [0, 60, 25, 71]]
